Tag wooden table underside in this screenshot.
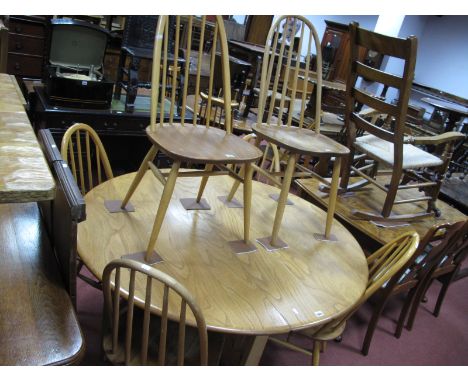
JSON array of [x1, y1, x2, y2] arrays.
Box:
[[0, 74, 55, 202], [296, 176, 467, 246], [78, 173, 368, 336]]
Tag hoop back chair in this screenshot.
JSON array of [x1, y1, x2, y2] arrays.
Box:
[[405, 219, 468, 330], [61, 123, 114, 196], [102, 258, 208, 365], [118, 16, 263, 262], [61, 123, 113, 289], [361, 220, 467, 356], [269, 231, 419, 365], [226, 15, 349, 249], [339, 22, 464, 222]]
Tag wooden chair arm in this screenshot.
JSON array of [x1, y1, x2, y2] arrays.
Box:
[[200, 92, 239, 109], [405, 132, 465, 145]]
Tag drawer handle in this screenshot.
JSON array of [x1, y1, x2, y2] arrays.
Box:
[[15, 26, 22, 33], [14, 62, 21, 70], [15, 42, 23, 50]]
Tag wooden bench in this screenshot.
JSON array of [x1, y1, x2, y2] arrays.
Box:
[[37, 129, 86, 308]]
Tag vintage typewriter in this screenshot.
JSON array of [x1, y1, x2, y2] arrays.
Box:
[[44, 18, 114, 109]]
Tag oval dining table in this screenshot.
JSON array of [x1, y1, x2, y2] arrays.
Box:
[[78, 170, 368, 365]]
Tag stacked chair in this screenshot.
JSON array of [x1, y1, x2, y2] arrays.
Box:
[[224, 15, 350, 249], [115, 16, 262, 262]]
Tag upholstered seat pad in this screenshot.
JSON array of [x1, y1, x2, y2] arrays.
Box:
[[146, 124, 263, 164], [354, 135, 443, 169], [253, 123, 350, 157]]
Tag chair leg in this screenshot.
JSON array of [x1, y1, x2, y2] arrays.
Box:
[[395, 288, 417, 338], [270, 154, 296, 247], [196, 164, 214, 203], [382, 169, 402, 218], [145, 161, 181, 260], [243, 162, 254, 243], [406, 277, 434, 331], [433, 273, 454, 317], [226, 167, 244, 202], [312, 340, 321, 366], [324, 156, 341, 240], [121, 146, 159, 209], [362, 295, 389, 355]]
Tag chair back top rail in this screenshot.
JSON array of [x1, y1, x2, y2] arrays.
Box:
[[257, 15, 322, 131]]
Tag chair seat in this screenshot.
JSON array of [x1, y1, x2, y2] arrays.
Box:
[[355, 135, 444, 169], [146, 124, 263, 164], [252, 123, 350, 157]]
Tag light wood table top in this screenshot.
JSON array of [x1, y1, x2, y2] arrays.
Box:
[[296, 176, 467, 247], [0, 74, 55, 203], [78, 172, 368, 335]]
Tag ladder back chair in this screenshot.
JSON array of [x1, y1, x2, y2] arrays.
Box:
[[361, 220, 467, 356], [269, 231, 419, 366], [102, 258, 209, 365], [339, 22, 464, 221], [225, 15, 350, 249], [61, 123, 114, 196], [118, 16, 263, 262], [405, 219, 468, 330]]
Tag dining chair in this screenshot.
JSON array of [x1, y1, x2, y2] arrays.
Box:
[[405, 219, 468, 330], [117, 16, 263, 263], [101, 258, 209, 365], [61, 122, 114, 289], [361, 220, 467, 356], [338, 22, 465, 222], [61, 122, 114, 195], [269, 231, 419, 365], [224, 15, 350, 249]]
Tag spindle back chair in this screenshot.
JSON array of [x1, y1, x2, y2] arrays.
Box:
[[270, 231, 419, 365], [117, 16, 262, 263], [102, 258, 209, 365], [225, 15, 349, 248], [61, 123, 113, 196]]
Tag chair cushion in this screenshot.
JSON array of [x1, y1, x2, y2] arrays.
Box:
[[354, 135, 444, 169]]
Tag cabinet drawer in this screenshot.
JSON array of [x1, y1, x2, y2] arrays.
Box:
[[8, 19, 45, 37], [8, 33, 44, 56], [7, 53, 43, 77]]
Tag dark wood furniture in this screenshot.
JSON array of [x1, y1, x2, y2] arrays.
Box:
[[244, 16, 273, 45], [4, 16, 48, 78], [0, 202, 85, 365], [31, 84, 193, 173], [338, 22, 464, 221], [421, 97, 468, 133]]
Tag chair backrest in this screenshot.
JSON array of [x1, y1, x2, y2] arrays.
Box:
[[38, 129, 86, 308], [384, 220, 468, 292], [102, 258, 209, 365], [150, 16, 233, 133], [60, 123, 113, 195], [257, 15, 322, 130], [322, 231, 419, 332], [344, 22, 418, 167]]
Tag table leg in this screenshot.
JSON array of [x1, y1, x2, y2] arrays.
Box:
[[244, 335, 268, 366]]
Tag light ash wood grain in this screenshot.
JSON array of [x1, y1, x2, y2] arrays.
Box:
[[78, 173, 368, 335], [0, 74, 55, 202]]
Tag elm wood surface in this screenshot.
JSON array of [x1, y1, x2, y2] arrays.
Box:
[[296, 176, 467, 247], [0, 74, 55, 203], [0, 202, 84, 365], [421, 97, 468, 132], [77, 173, 368, 345]]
